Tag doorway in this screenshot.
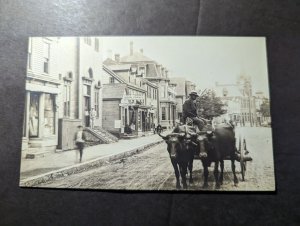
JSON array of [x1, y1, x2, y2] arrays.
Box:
[[84, 96, 90, 127]]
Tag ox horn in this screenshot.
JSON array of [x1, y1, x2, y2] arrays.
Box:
[[158, 131, 167, 139]]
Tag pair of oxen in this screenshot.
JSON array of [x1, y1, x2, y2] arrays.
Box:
[[158, 124, 239, 189]]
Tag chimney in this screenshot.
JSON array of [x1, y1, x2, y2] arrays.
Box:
[[130, 41, 133, 56], [140, 48, 143, 54], [115, 54, 120, 63]]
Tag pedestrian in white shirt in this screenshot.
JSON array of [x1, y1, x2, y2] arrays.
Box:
[[75, 125, 86, 163]]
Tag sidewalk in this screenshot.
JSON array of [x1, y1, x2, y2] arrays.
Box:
[[20, 133, 168, 186]]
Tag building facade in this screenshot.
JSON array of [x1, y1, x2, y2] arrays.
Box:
[[102, 65, 153, 137], [104, 42, 177, 129], [214, 75, 258, 126], [22, 37, 103, 157]]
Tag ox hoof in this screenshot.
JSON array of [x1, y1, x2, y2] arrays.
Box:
[[234, 178, 239, 185], [202, 183, 208, 189], [176, 183, 181, 189], [183, 184, 188, 189], [215, 183, 221, 189]]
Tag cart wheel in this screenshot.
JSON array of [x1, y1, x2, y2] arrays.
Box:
[[240, 136, 246, 181]]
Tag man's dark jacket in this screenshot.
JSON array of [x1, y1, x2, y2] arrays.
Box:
[[183, 98, 197, 120]]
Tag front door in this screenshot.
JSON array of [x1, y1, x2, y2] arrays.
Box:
[[84, 96, 90, 127], [142, 111, 146, 132]]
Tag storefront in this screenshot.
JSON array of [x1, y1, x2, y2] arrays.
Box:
[[22, 78, 60, 157]]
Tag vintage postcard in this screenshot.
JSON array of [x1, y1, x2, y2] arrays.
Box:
[[19, 36, 275, 191]]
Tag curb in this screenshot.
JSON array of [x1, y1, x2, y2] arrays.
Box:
[[19, 140, 164, 187]]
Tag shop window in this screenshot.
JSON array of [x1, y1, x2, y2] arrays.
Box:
[[29, 93, 39, 137], [44, 94, 55, 136]]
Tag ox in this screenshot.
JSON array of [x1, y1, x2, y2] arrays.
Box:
[[196, 124, 238, 189], [158, 129, 196, 189]]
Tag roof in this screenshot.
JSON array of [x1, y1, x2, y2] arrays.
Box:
[[141, 78, 158, 88], [103, 58, 118, 66], [146, 63, 159, 78], [103, 65, 127, 83], [103, 65, 146, 93], [170, 77, 186, 96], [120, 51, 155, 63], [102, 83, 127, 99], [108, 64, 132, 71]]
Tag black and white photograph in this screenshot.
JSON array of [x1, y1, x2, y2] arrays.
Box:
[[19, 36, 274, 191]]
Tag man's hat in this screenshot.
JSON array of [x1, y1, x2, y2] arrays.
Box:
[[189, 91, 199, 97]]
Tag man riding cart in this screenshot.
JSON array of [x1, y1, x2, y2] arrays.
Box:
[[181, 90, 250, 161], [182, 91, 209, 131]]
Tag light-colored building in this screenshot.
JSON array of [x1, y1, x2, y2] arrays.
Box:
[[105, 42, 177, 129], [214, 75, 258, 126], [255, 91, 271, 125], [102, 65, 151, 137], [22, 37, 104, 157]]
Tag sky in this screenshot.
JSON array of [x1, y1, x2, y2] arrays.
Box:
[[102, 36, 270, 98]]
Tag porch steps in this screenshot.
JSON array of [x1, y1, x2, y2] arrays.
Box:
[[25, 148, 51, 159], [85, 127, 118, 144]]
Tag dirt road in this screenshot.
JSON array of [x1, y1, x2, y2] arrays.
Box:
[[39, 127, 275, 191]]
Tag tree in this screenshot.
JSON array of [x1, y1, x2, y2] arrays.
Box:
[[195, 89, 227, 119], [259, 98, 271, 117]]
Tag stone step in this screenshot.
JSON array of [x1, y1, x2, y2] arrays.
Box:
[[25, 148, 51, 159]]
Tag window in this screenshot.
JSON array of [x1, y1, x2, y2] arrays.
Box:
[[83, 85, 91, 96], [88, 68, 93, 79], [139, 67, 145, 76], [84, 37, 92, 45], [28, 38, 32, 69], [162, 107, 166, 120], [95, 38, 99, 52], [63, 84, 71, 117], [94, 89, 99, 117], [43, 42, 50, 74], [44, 94, 55, 136], [161, 86, 165, 98], [109, 77, 115, 84]]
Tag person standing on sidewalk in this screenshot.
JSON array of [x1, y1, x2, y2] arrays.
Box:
[[75, 125, 86, 163]]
